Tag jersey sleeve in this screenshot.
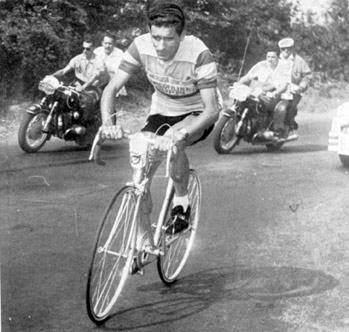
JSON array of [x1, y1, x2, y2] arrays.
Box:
[[195, 49, 218, 90], [119, 41, 142, 75]]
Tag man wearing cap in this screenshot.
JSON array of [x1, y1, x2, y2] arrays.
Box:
[[278, 37, 312, 134]]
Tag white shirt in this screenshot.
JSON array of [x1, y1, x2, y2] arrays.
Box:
[[94, 46, 127, 95]]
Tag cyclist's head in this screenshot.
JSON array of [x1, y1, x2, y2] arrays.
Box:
[[146, 1, 186, 36]]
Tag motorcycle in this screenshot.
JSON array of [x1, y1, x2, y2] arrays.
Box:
[[213, 83, 298, 154], [18, 75, 101, 153]]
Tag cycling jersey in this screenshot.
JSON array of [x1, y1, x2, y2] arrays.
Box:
[[119, 33, 218, 116]]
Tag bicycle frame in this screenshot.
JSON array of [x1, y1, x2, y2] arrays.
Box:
[[127, 133, 175, 268]]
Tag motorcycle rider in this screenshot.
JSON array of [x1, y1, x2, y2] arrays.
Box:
[[94, 31, 127, 97], [278, 37, 312, 135], [52, 37, 108, 136], [238, 48, 289, 139]]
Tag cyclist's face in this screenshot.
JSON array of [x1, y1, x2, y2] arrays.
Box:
[[150, 26, 183, 62], [102, 37, 114, 55]]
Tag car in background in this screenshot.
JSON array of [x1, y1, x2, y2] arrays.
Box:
[[328, 102, 349, 167]]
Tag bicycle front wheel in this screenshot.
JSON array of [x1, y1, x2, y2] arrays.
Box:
[[86, 186, 138, 324], [157, 169, 202, 285]]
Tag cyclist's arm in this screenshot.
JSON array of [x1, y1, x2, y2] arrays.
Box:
[[100, 69, 132, 125], [180, 87, 219, 141]]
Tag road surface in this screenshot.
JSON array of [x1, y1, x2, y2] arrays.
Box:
[[1, 110, 349, 332]]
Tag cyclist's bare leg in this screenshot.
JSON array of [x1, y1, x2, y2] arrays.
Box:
[[131, 132, 165, 248], [136, 159, 162, 248], [167, 115, 204, 206], [169, 141, 189, 197]]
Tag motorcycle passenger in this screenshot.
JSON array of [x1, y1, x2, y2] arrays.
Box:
[[278, 37, 312, 136], [98, 2, 220, 236], [238, 49, 289, 139], [52, 37, 108, 135], [94, 31, 128, 97]]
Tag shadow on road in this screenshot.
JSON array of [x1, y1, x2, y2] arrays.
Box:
[[219, 144, 328, 156], [2, 143, 128, 173], [103, 265, 338, 331]]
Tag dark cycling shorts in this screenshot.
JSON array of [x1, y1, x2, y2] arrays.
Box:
[[141, 112, 214, 145]]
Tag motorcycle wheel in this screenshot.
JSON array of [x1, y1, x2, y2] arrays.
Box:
[[213, 114, 240, 154], [339, 154, 349, 167], [18, 111, 49, 153]]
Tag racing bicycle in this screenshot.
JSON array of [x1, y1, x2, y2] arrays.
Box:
[[85, 128, 202, 325]]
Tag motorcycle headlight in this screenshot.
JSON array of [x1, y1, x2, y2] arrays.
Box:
[[67, 95, 78, 109]]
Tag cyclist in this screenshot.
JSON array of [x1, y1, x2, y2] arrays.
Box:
[[98, 1, 220, 235]]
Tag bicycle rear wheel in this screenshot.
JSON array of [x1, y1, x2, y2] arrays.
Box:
[[157, 169, 201, 285], [86, 186, 138, 324]]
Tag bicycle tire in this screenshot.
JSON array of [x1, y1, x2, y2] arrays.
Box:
[[86, 185, 138, 324], [157, 169, 201, 285]]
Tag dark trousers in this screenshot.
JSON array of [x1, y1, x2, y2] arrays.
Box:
[[285, 94, 302, 130], [273, 99, 289, 132]]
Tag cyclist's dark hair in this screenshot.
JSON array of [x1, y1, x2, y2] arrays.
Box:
[[146, 1, 186, 35]]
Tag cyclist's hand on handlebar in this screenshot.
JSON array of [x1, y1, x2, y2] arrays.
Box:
[[150, 135, 172, 152], [151, 130, 187, 152], [89, 125, 131, 166], [101, 125, 130, 140]]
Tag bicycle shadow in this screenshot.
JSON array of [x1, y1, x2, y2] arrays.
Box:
[[102, 265, 338, 331]]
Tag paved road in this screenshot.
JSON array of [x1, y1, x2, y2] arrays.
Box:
[[1, 110, 349, 332]]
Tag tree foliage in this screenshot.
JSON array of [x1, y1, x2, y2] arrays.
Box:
[[0, 0, 348, 99]]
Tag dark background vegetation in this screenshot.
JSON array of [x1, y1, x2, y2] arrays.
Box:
[[0, 0, 348, 105]]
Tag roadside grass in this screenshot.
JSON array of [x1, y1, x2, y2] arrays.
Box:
[[299, 82, 349, 113]]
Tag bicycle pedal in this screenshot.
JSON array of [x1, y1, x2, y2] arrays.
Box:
[[130, 258, 141, 275]]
